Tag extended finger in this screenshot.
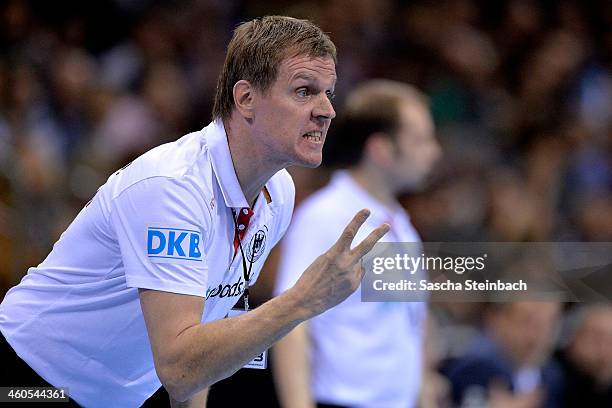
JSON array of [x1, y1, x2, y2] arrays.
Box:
[[332, 209, 371, 252], [350, 223, 390, 260]]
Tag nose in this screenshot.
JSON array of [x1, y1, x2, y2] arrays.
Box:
[[313, 93, 336, 121]]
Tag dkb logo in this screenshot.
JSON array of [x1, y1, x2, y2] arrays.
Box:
[[147, 227, 202, 261]]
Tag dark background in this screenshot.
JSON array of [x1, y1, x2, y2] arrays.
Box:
[[1, 1, 611, 406]]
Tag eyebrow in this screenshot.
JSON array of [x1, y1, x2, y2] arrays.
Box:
[[291, 73, 317, 82], [290, 72, 338, 89]]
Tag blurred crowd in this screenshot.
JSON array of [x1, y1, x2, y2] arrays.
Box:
[[1, 0, 611, 407]]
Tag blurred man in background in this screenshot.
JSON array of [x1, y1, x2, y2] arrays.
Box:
[[443, 301, 563, 408], [273, 79, 441, 408]]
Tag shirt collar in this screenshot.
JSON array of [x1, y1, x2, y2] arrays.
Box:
[[207, 119, 249, 209]]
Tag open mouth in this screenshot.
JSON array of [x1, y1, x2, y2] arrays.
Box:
[[303, 131, 323, 142]]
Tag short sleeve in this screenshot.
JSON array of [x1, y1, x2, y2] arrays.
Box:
[[109, 176, 212, 297]]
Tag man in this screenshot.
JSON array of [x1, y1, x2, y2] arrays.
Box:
[[0, 16, 389, 407], [443, 301, 563, 408], [273, 80, 441, 408]]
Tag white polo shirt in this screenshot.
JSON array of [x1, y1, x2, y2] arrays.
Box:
[[275, 171, 426, 408], [0, 120, 295, 407]]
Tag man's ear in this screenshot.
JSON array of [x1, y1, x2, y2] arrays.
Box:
[[364, 133, 394, 167], [233, 80, 255, 119]]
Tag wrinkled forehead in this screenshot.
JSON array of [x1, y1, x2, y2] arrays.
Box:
[[278, 52, 337, 85]]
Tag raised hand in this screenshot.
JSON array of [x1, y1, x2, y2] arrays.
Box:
[[291, 209, 390, 318]]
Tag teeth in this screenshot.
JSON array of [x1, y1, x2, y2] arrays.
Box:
[[303, 131, 322, 141]]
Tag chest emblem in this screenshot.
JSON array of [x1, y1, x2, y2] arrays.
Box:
[[246, 226, 267, 263]]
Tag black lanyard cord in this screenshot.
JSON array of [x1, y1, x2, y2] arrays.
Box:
[[232, 209, 254, 311]]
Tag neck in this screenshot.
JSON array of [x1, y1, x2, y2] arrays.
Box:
[[349, 165, 397, 209], [223, 117, 282, 207]]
